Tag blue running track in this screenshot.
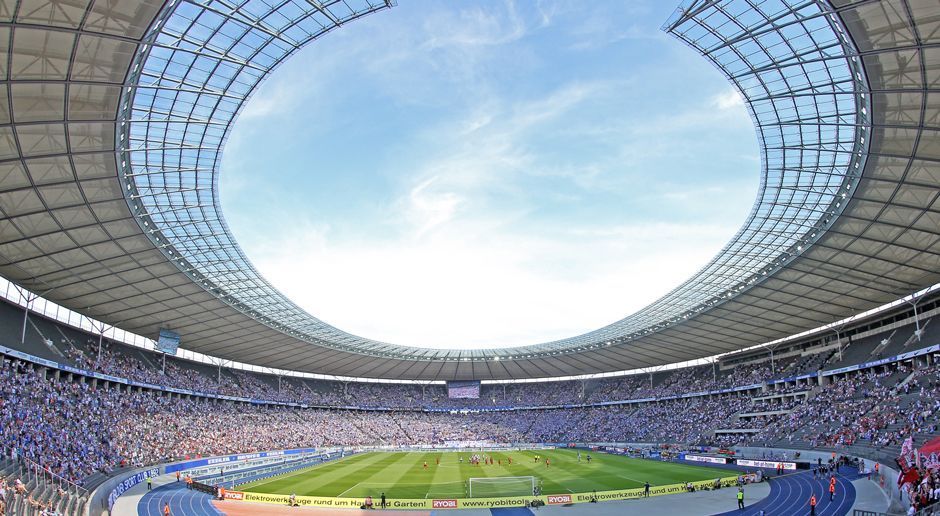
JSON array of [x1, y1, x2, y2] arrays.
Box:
[[713, 466, 862, 516], [137, 467, 863, 516], [139, 482, 222, 516], [490, 508, 534, 516], [137, 484, 530, 516]]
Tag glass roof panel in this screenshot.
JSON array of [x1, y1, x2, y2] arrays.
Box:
[[118, 0, 870, 360]]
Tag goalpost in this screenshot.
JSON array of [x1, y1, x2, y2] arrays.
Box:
[[467, 476, 538, 498]]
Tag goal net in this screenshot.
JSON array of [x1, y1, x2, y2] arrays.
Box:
[[467, 476, 538, 498]]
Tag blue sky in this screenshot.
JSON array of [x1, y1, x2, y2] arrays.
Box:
[[220, 0, 759, 349]]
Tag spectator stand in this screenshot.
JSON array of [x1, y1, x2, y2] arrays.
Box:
[[0, 447, 88, 516]]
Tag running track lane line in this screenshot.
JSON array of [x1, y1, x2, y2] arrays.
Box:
[[135, 467, 860, 516], [490, 508, 534, 516], [138, 482, 223, 516], [713, 466, 859, 516]]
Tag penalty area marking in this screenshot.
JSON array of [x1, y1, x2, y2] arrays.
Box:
[[350, 481, 466, 488], [336, 482, 362, 497], [605, 470, 650, 487], [336, 480, 465, 498], [421, 481, 467, 499], [236, 455, 367, 490]]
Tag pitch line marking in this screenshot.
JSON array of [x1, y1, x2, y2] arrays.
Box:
[[336, 482, 362, 497]]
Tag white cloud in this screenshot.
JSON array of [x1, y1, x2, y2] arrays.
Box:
[[369, 80, 614, 242], [227, 67, 755, 349], [402, 176, 464, 238], [562, 1, 661, 50], [250, 219, 737, 348], [221, 1, 759, 350], [712, 88, 745, 111], [508, 81, 609, 129], [421, 1, 528, 50]]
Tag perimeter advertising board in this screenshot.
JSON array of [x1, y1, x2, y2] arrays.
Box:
[[683, 454, 728, 464], [228, 476, 739, 509], [107, 468, 159, 511], [164, 447, 318, 473], [735, 459, 797, 470]]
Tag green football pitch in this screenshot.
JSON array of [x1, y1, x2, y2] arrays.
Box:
[[236, 449, 740, 499]]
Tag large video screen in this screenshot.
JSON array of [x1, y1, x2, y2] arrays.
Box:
[[156, 328, 181, 355], [447, 380, 481, 399]]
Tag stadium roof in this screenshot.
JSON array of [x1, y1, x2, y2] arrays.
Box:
[[0, 0, 937, 380]]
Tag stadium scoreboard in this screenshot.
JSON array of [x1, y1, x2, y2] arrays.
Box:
[[447, 380, 480, 399], [156, 328, 181, 355]]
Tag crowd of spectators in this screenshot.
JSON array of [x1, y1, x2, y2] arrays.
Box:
[[2, 292, 937, 516], [2, 356, 562, 482], [58, 340, 828, 411], [748, 397, 805, 413], [0, 359, 117, 482], [906, 466, 940, 514], [881, 366, 940, 449], [0, 354, 773, 485], [0, 474, 66, 516], [716, 364, 940, 458], [68, 344, 243, 398], [800, 369, 914, 449], [2, 334, 937, 494]]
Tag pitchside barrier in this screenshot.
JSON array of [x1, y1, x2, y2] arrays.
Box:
[[219, 475, 741, 509], [191, 480, 218, 495]]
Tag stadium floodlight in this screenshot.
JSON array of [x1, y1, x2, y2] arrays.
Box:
[[467, 476, 538, 498]]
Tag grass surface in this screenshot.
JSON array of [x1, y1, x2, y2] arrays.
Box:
[[237, 449, 739, 498]]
